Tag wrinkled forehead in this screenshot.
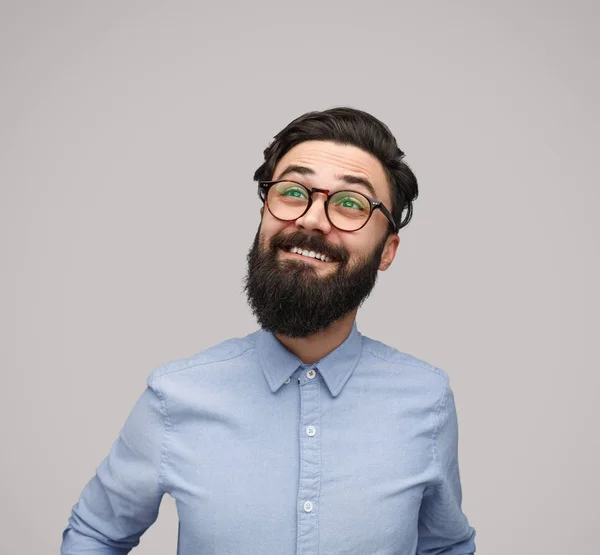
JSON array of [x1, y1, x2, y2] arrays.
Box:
[[273, 140, 392, 205]]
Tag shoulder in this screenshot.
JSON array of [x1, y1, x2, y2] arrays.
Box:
[[360, 334, 450, 387], [147, 331, 260, 387]]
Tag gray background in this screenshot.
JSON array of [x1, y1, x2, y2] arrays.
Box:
[[1, 1, 598, 553]]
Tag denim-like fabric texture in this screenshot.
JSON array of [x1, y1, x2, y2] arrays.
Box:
[[62, 323, 476, 554]]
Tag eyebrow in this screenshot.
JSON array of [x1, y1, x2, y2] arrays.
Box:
[[275, 164, 378, 198]]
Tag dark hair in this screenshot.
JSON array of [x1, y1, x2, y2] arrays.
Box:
[[253, 107, 419, 234]]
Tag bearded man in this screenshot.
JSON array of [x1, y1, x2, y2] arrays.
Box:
[[62, 107, 477, 554]]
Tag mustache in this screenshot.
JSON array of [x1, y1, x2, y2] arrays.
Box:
[[269, 230, 349, 263]]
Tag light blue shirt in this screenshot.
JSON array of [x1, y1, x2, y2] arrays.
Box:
[[62, 323, 476, 554]]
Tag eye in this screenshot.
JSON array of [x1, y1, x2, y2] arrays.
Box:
[[341, 198, 362, 209], [283, 188, 308, 198], [273, 181, 310, 200], [331, 193, 368, 211]]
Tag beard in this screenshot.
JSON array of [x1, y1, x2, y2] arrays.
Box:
[[243, 226, 388, 338]]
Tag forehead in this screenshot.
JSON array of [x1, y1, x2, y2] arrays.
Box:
[[273, 140, 391, 202]]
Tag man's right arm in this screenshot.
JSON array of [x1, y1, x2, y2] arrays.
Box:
[[61, 374, 167, 554]]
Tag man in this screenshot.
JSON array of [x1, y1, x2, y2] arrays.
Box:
[[61, 107, 476, 554]]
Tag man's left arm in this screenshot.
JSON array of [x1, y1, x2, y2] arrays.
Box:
[[416, 380, 477, 554]]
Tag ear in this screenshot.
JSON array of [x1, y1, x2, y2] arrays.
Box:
[[379, 234, 400, 271]]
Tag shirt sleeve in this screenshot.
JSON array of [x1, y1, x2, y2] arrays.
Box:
[[61, 373, 167, 554], [416, 381, 477, 555]]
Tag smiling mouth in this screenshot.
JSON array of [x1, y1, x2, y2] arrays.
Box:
[[279, 246, 335, 263]]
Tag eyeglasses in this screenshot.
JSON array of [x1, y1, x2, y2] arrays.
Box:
[[258, 180, 397, 233]]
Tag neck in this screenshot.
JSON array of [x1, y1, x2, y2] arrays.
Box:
[[274, 309, 358, 365]]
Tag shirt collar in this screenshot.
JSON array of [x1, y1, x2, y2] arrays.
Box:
[[256, 322, 363, 397]]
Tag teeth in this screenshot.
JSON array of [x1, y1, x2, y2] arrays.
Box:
[[287, 246, 333, 262]]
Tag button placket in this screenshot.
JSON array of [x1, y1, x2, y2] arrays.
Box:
[[296, 367, 321, 553]]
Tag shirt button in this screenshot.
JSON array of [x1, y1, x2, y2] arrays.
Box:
[[284, 377, 291, 384], [306, 369, 316, 379], [306, 425, 316, 437], [303, 500, 313, 513]]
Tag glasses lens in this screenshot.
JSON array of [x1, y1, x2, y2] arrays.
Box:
[[267, 181, 310, 220], [328, 190, 371, 231]]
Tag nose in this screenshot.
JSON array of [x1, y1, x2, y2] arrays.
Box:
[[294, 192, 332, 234]]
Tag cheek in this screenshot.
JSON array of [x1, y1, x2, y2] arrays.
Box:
[[258, 215, 290, 248], [345, 236, 381, 265], [261, 209, 284, 231], [344, 237, 367, 256]]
